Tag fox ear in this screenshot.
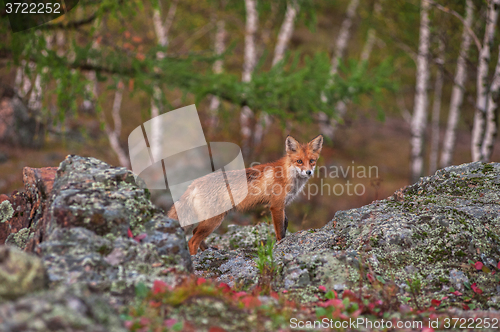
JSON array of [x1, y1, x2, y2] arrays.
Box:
[[285, 135, 300, 153], [309, 135, 323, 153]]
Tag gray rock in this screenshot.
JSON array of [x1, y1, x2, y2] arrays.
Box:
[[0, 246, 47, 300], [9, 155, 192, 306], [192, 162, 500, 309], [0, 285, 126, 332], [449, 269, 469, 291]]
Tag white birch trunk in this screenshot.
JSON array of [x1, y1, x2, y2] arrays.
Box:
[[272, 0, 300, 67], [28, 34, 52, 112], [253, 0, 300, 147], [208, 19, 227, 129], [318, 0, 360, 139], [360, 1, 382, 63], [440, 0, 473, 167], [83, 19, 101, 111], [471, 0, 500, 162], [240, 0, 258, 156], [150, 0, 178, 158], [481, 44, 500, 161], [14, 61, 32, 98], [82, 19, 130, 167], [428, 38, 445, 175], [105, 81, 130, 168], [410, 0, 431, 182]]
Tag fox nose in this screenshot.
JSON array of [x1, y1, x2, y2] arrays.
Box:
[[306, 170, 312, 176]]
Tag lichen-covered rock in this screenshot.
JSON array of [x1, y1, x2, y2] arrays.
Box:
[[193, 162, 500, 309], [205, 222, 276, 250], [0, 200, 14, 223], [0, 285, 126, 332], [0, 245, 46, 300], [5, 156, 192, 304], [193, 223, 278, 287], [193, 248, 259, 288], [274, 162, 500, 307], [0, 192, 33, 245]]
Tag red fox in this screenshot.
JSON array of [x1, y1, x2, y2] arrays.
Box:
[[167, 135, 323, 255]]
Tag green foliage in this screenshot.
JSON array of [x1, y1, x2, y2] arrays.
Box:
[[134, 282, 149, 299], [1, 0, 395, 130], [254, 235, 276, 276]]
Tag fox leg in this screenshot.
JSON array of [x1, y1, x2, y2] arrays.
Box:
[[188, 214, 225, 255], [270, 201, 286, 241]]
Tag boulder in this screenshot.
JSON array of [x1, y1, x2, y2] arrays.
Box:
[[193, 162, 500, 309], [3, 155, 192, 305], [0, 245, 46, 300], [0, 285, 126, 332]]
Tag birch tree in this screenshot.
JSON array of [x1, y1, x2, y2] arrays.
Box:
[[410, 0, 430, 182], [253, 0, 300, 147], [240, 0, 258, 157], [105, 81, 130, 167], [151, 0, 178, 158], [440, 0, 473, 168], [471, 0, 500, 162], [481, 44, 500, 161], [428, 38, 444, 175], [207, 18, 227, 129], [318, 0, 360, 139], [83, 19, 131, 167], [82, 19, 101, 112]]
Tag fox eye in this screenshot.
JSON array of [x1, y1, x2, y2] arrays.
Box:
[[297, 160, 303, 164], [310, 159, 315, 164]]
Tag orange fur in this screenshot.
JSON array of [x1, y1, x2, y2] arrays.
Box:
[[167, 135, 323, 255]]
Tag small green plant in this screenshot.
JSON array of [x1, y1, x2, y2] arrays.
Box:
[[254, 234, 277, 294], [406, 275, 422, 311]]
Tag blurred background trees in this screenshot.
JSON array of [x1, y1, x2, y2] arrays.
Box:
[[1, 0, 500, 230]]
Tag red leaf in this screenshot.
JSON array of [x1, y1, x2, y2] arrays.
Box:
[[208, 327, 227, 332], [317, 299, 343, 308], [367, 273, 375, 283], [431, 299, 441, 307], [282, 290, 288, 293], [498, 261, 500, 269], [134, 233, 147, 242], [475, 261, 483, 270], [471, 283, 483, 295], [139, 317, 150, 326], [462, 304, 470, 310], [153, 280, 167, 295], [234, 291, 247, 298], [127, 228, 133, 238], [451, 291, 462, 296], [318, 285, 326, 292], [149, 300, 161, 308], [218, 283, 231, 293], [196, 277, 206, 286], [164, 319, 177, 328], [241, 295, 260, 308]]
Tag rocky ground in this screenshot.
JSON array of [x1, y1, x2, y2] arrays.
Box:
[[0, 156, 499, 331]]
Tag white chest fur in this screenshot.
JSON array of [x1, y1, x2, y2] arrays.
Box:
[[285, 167, 311, 205]]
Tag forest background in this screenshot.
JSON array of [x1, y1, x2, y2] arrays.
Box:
[[1, 0, 500, 231]]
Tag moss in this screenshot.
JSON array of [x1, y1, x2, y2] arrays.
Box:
[[483, 163, 494, 174], [0, 200, 14, 223]]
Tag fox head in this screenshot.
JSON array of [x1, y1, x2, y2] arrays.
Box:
[[285, 135, 323, 178]]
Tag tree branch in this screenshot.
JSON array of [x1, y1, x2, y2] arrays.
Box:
[[426, 0, 482, 52], [38, 14, 98, 30]]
